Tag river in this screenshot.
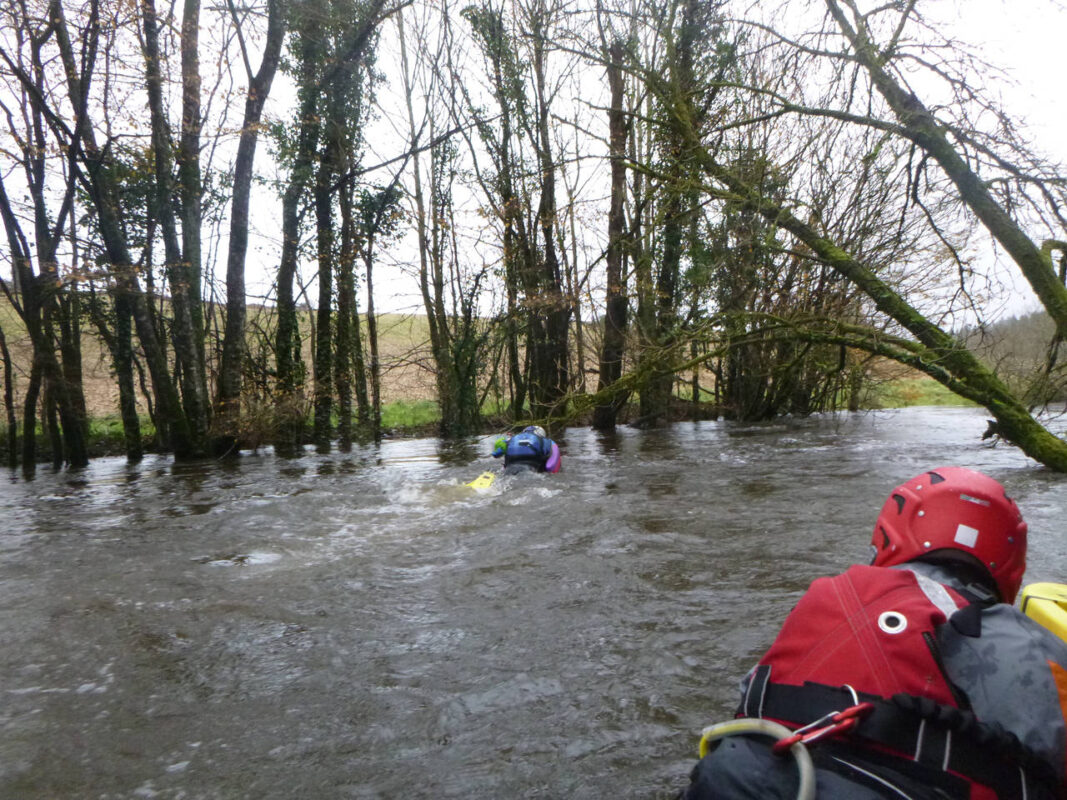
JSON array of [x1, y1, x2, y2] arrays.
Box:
[[1, 406, 1065, 799]]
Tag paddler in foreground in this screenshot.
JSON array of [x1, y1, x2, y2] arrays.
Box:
[[492, 425, 561, 475], [679, 467, 1067, 800]]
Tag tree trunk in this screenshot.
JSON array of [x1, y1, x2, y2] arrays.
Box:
[[593, 41, 631, 430], [57, 291, 89, 465], [274, 179, 305, 456], [529, 26, 570, 419], [21, 360, 41, 471], [364, 240, 382, 439], [312, 149, 335, 452], [341, 186, 371, 431], [44, 380, 62, 469], [273, 40, 320, 455], [216, 0, 285, 446], [113, 291, 144, 461], [141, 0, 210, 457], [0, 324, 16, 468], [179, 0, 208, 390], [335, 179, 356, 449]]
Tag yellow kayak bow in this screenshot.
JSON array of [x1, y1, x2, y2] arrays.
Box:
[[465, 471, 497, 490], [1021, 583, 1067, 642]]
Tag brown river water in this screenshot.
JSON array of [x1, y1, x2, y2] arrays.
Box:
[[1, 406, 1066, 799]]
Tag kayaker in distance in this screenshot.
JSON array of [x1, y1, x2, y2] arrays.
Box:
[[679, 466, 1067, 800], [492, 425, 561, 475]]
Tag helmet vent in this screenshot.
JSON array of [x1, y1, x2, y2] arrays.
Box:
[[891, 494, 905, 514], [960, 493, 990, 507], [928, 471, 946, 484], [880, 526, 890, 548]]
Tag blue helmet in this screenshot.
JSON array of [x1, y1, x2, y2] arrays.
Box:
[[523, 425, 546, 438]]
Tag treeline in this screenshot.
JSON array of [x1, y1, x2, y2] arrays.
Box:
[[963, 311, 1067, 409], [3, 0, 1067, 473]]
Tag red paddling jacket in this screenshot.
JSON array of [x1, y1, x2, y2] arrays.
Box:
[[739, 564, 1067, 800]]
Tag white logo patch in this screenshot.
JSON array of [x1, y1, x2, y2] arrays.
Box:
[[954, 523, 979, 548]]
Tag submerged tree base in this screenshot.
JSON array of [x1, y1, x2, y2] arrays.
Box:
[[0, 374, 983, 465]]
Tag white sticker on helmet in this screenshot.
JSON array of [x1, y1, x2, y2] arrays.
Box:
[[959, 493, 990, 507], [954, 523, 979, 548]]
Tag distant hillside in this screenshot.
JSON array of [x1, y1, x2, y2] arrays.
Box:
[[0, 295, 437, 419]]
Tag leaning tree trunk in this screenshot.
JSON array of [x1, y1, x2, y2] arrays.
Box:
[[640, 3, 1067, 470], [708, 153, 1067, 470], [824, 0, 1067, 339]]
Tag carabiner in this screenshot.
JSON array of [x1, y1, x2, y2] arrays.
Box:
[[771, 701, 875, 756]]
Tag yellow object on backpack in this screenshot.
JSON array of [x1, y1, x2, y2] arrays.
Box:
[[1021, 583, 1067, 643]]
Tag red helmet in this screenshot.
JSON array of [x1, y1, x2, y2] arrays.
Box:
[[870, 467, 1028, 603]]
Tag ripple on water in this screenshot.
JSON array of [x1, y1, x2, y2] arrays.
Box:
[[193, 552, 283, 567]]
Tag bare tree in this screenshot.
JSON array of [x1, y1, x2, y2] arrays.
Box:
[[638, 0, 1067, 469], [139, 0, 211, 454], [591, 38, 631, 429], [215, 0, 285, 452]]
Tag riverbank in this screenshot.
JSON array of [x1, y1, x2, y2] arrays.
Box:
[[0, 374, 973, 464]]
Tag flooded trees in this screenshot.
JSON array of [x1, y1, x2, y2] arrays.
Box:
[[0, 0, 291, 466], [461, 0, 573, 421], [642, 0, 1067, 468], [141, 0, 212, 456], [394, 2, 497, 438], [4, 0, 1067, 472], [272, 0, 391, 454], [215, 0, 286, 454], [591, 40, 631, 430]]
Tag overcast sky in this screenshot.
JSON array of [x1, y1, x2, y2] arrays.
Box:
[[948, 0, 1065, 156], [942, 0, 1066, 318]]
